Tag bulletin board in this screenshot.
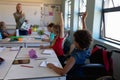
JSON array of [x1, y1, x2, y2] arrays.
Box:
[[0, 1, 61, 28], [40, 4, 61, 27]]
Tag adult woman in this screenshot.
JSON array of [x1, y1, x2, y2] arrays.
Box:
[[13, 3, 27, 35], [13, 3, 25, 29]]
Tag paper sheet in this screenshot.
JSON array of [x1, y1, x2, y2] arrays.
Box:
[[42, 49, 53, 55], [39, 61, 59, 67], [0, 47, 6, 52], [10, 47, 20, 51]]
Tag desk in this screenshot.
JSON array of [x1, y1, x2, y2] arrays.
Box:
[[0, 33, 49, 48], [22, 36, 49, 48], [4, 48, 66, 80], [0, 48, 19, 80], [0, 38, 24, 47]]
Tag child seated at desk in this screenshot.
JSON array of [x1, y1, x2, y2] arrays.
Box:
[[42, 23, 55, 45], [40, 12, 65, 66], [0, 21, 15, 39], [47, 12, 93, 80]]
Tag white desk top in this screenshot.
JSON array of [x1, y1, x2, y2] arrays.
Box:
[[0, 48, 19, 80], [4, 48, 64, 80], [16, 48, 57, 59], [0, 33, 49, 47]]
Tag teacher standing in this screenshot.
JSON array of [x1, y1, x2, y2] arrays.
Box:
[[13, 3, 28, 35]]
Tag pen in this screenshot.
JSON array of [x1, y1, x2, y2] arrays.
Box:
[[20, 65, 34, 68], [34, 57, 47, 60]]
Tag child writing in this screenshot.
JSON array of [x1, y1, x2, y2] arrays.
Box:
[[40, 12, 65, 65], [47, 12, 93, 80], [42, 23, 55, 45], [0, 21, 15, 39]]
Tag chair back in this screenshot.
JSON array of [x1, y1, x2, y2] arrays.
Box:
[[90, 44, 113, 75]]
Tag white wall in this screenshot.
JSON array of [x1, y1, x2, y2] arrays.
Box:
[[0, 0, 62, 29], [0, 0, 62, 4]]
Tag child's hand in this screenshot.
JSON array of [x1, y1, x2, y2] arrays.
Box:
[[47, 63, 54, 69], [82, 12, 87, 21]]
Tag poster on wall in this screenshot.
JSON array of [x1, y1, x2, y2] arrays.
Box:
[[40, 4, 61, 27]]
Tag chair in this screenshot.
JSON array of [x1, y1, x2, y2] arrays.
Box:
[[111, 49, 120, 80], [66, 44, 113, 80]]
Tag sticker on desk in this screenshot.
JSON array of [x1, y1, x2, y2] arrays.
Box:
[[42, 49, 53, 55], [39, 61, 59, 67]]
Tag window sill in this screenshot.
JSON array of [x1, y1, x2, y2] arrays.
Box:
[[94, 38, 120, 49]]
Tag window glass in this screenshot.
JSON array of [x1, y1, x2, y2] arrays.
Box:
[[65, 0, 71, 29], [101, 0, 120, 44]]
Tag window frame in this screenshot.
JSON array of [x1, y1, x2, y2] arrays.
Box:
[[66, 0, 71, 29], [101, 0, 120, 45]]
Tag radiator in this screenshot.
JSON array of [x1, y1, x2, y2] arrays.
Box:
[[112, 52, 120, 80]]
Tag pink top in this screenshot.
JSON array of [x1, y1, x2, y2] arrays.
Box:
[[52, 36, 64, 56]]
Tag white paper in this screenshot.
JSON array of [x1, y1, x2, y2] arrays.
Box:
[[10, 47, 20, 51], [39, 61, 59, 67], [42, 49, 53, 55], [39, 61, 47, 67], [0, 47, 6, 52]]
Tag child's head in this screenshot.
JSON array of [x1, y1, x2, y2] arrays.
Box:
[[52, 24, 60, 36], [47, 23, 54, 32], [73, 30, 92, 50], [0, 21, 6, 31]]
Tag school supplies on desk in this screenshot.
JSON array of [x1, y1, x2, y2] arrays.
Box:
[[42, 49, 53, 55], [10, 47, 20, 51], [34, 57, 47, 60], [34, 36, 41, 39], [39, 61, 59, 67], [0, 47, 6, 52], [12, 59, 30, 64], [20, 65, 33, 68], [29, 49, 38, 59]]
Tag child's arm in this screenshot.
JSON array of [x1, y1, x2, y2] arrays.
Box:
[[82, 12, 87, 29], [3, 32, 10, 37], [47, 57, 75, 75], [59, 12, 64, 38]]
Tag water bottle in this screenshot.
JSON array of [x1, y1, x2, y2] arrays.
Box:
[[16, 29, 19, 37], [0, 32, 2, 40]]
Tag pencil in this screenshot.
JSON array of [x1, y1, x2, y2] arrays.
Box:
[[20, 65, 34, 68]]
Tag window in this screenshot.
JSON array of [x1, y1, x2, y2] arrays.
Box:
[[101, 0, 120, 44], [65, 0, 71, 29], [78, 0, 87, 29]]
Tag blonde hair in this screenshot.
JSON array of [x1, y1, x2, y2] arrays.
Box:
[[16, 3, 22, 13]]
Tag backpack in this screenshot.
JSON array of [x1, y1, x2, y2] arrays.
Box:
[[90, 44, 113, 75]]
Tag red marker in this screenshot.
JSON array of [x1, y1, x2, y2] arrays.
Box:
[[20, 65, 33, 68]]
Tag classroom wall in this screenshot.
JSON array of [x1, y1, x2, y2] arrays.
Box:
[[0, 0, 62, 4], [0, 0, 62, 29]]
